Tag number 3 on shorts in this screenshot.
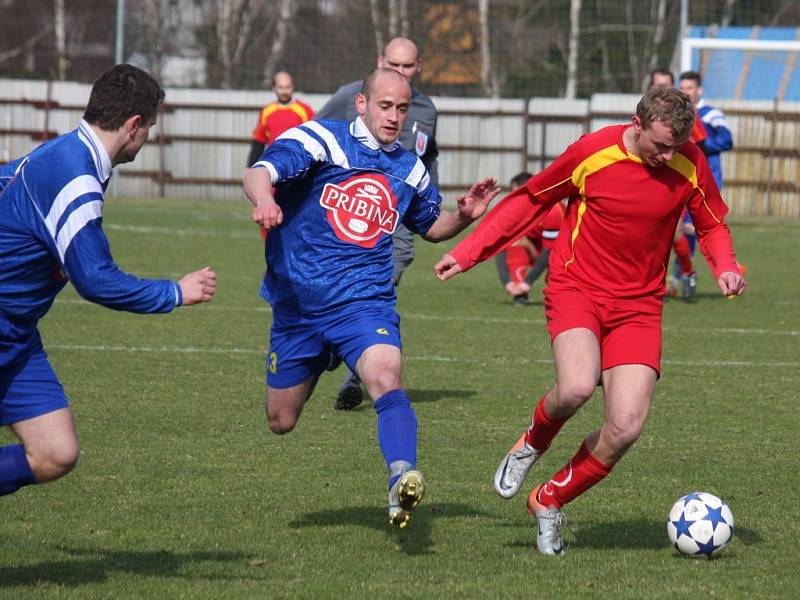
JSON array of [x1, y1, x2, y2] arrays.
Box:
[[269, 352, 278, 374]]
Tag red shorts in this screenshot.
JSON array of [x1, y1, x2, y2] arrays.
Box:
[[544, 284, 663, 375]]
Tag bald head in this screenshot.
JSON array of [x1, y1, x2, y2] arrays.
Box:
[[272, 71, 295, 104], [356, 68, 411, 145], [378, 37, 421, 82], [361, 67, 411, 100]]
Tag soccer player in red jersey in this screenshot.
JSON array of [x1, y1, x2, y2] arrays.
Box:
[[434, 86, 746, 555], [248, 71, 314, 241], [248, 71, 315, 167]]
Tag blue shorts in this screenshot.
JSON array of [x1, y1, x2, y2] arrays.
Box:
[[266, 303, 402, 389], [1, 339, 69, 426]]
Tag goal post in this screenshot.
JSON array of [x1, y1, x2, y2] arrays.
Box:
[[680, 36, 800, 102], [679, 35, 800, 217]]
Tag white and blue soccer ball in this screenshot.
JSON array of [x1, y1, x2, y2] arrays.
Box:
[[667, 492, 734, 558]]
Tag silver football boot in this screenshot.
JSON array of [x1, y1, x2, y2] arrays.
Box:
[[494, 435, 542, 498]]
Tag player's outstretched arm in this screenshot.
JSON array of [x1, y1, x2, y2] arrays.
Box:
[[717, 271, 746, 297], [243, 167, 283, 230], [434, 254, 463, 281], [179, 267, 217, 306], [423, 177, 500, 242]]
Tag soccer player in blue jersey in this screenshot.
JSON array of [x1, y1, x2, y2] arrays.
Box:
[[0, 64, 216, 498], [243, 67, 499, 527]]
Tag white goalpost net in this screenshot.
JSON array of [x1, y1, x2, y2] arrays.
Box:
[[678, 35, 800, 217]]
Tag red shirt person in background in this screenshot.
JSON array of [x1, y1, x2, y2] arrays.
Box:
[[247, 71, 314, 167], [248, 71, 314, 240], [435, 86, 746, 555]]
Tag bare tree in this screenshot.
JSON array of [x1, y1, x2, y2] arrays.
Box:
[[478, 0, 498, 96], [643, 0, 668, 91], [263, 0, 295, 85], [54, 0, 68, 79], [565, 0, 582, 98], [369, 0, 384, 55], [388, 0, 398, 38], [399, 0, 409, 38], [140, 0, 169, 81], [721, 0, 736, 27], [213, 0, 264, 89]]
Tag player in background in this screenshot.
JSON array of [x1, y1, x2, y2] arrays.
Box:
[[247, 71, 315, 168], [243, 68, 499, 528], [247, 71, 315, 242], [0, 64, 216, 498], [315, 37, 438, 411], [494, 172, 563, 305], [649, 68, 703, 299], [435, 86, 746, 554], [678, 71, 733, 190]]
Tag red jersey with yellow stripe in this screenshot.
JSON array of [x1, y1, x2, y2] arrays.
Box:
[[252, 99, 315, 145], [523, 202, 565, 251], [451, 124, 738, 299]]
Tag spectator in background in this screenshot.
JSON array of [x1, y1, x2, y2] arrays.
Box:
[[315, 37, 438, 411], [247, 71, 314, 168], [494, 172, 563, 305]]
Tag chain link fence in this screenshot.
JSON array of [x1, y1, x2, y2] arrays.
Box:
[[2, 0, 799, 97]]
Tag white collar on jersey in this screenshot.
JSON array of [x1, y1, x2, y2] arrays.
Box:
[[350, 116, 400, 152], [78, 119, 113, 183]]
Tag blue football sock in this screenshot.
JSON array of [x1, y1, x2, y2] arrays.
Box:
[[374, 389, 417, 487], [0, 444, 37, 496]]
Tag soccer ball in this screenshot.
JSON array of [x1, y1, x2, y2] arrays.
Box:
[[667, 492, 734, 558]]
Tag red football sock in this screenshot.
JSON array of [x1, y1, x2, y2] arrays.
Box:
[[524, 394, 570, 452], [537, 441, 613, 509], [506, 245, 533, 284], [673, 235, 693, 276]]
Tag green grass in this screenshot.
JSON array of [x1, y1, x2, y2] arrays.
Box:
[[1, 198, 799, 598]]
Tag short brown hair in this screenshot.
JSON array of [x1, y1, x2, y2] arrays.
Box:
[[635, 86, 695, 140], [83, 64, 164, 130]]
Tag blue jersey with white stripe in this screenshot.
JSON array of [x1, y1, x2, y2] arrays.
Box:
[[0, 120, 181, 325], [255, 118, 441, 317]]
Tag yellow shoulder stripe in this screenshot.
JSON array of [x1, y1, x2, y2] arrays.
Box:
[[667, 152, 722, 224], [564, 144, 627, 268]]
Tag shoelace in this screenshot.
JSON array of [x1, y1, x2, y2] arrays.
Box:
[[507, 447, 536, 481]]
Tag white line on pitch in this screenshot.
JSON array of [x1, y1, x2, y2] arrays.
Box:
[[45, 344, 798, 368], [106, 223, 253, 239], [52, 299, 798, 335]]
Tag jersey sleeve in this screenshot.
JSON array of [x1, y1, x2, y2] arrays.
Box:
[[252, 108, 268, 144], [702, 109, 733, 154], [450, 141, 581, 272], [0, 157, 26, 194], [686, 152, 739, 279], [252, 123, 328, 185], [302, 101, 316, 121], [402, 163, 441, 235], [41, 183, 181, 313]]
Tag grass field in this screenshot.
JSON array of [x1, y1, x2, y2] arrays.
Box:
[[1, 197, 799, 598]]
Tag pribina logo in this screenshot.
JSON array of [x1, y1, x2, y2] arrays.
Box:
[[320, 173, 399, 248]]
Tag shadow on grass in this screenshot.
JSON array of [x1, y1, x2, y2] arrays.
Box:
[[505, 519, 664, 551], [505, 518, 763, 552], [0, 548, 259, 588], [327, 389, 476, 412], [289, 501, 492, 556]]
